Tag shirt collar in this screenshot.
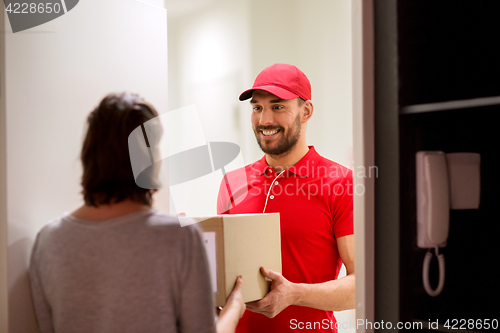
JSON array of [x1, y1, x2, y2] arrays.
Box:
[[254, 146, 321, 178]]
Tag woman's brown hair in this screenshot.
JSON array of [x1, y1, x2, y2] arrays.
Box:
[[80, 93, 159, 207]]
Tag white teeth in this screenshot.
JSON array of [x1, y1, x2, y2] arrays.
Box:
[[262, 129, 279, 136]]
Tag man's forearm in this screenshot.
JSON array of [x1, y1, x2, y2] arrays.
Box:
[[294, 273, 355, 312]]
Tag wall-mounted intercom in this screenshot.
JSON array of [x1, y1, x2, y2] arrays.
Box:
[[416, 151, 480, 296]]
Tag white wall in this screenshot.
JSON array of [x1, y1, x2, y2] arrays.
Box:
[[168, 0, 253, 163], [1, 0, 168, 331]]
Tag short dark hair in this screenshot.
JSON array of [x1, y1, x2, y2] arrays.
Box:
[[80, 93, 160, 207]]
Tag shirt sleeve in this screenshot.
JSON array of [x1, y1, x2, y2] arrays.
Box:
[[217, 167, 251, 214], [217, 176, 230, 215], [29, 232, 55, 333], [177, 225, 216, 333], [331, 168, 354, 238]]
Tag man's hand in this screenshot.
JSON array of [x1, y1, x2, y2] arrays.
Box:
[[245, 267, 301, 318]]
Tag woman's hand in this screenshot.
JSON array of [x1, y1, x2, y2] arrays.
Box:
[[216, 276, 245, 333], [223, 276, 245, 318]]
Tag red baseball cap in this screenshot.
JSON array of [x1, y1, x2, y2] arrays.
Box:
[[239, 63, 311, 101]]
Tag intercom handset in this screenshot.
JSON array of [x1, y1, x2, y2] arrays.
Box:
[[416, 151, 448, 297], [415, 151, 480, 297], [416, 151, 450, 249]]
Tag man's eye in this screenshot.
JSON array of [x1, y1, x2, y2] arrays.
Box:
[[252, 106, 262, 111], [273, 105, 284, 110]]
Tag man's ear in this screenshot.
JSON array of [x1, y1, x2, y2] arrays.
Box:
[[301, 100, 314, 123]]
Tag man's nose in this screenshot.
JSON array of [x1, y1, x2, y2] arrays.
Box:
[[259, 108, 274, 126]]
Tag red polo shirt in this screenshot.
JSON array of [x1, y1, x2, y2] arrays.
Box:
[[217, 146, 353, 333]]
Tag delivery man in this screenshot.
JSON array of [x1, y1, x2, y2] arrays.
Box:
[[217, 63, 355, 332]]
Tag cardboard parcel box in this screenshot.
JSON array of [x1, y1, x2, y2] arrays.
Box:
[[194, 213, 281, 307]]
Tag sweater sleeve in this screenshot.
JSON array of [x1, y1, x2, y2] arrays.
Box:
[[177, 225, 216, 333], [29, 232, 55, 333]]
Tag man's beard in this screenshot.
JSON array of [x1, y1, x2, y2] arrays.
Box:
[[253, 113, 302, 156]]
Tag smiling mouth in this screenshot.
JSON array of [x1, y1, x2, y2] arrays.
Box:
[[261, 129, 280, 137]]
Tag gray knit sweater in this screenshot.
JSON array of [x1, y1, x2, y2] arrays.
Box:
[[29, 209, 216, 333]]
